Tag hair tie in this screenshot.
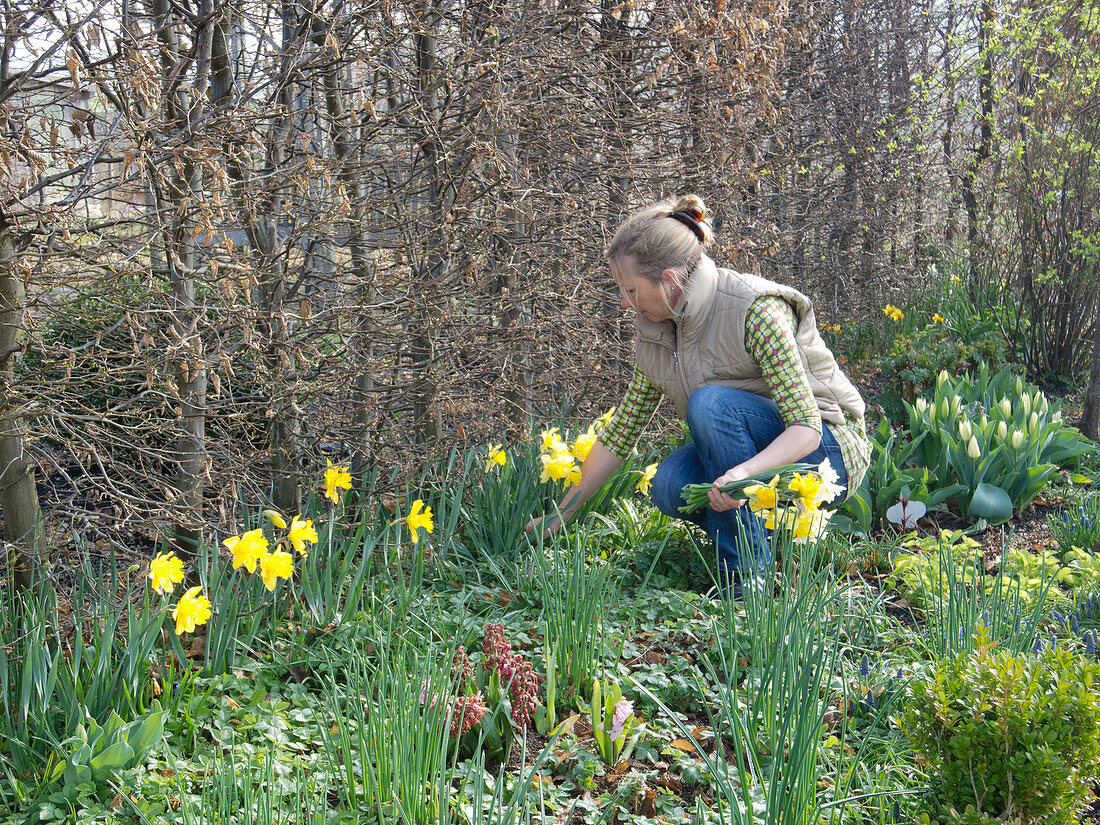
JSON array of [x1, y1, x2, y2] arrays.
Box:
[[668, 211, 705, 242]]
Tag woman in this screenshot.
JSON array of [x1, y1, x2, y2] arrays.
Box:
[[530, 195, 871, 597]]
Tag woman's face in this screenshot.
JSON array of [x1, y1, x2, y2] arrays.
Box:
[[610, 258, 681, 323]]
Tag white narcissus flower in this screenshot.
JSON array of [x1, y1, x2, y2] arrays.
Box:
[[815, 458, 844, 505]]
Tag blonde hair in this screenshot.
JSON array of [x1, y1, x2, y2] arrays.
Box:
[[605, 194, 715, 285]]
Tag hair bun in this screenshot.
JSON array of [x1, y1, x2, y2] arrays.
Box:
[[672, 195, 708, 224]]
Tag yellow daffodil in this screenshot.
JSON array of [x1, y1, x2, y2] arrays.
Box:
[[637, 462, 658, 495], [744, 475, 780, 512], [788, 473, 824, 511], [287, 515, 318, 555], [485, 443, 507, 471], [539, 452, 576, 484], [406, 499, 434, 543], [259, 549, 294, 592], [172, 586, 212, 635], [324, 459, 352, 503], [772, 507, 831, 544], [223, 528, 268, 573], [883, 304, 904, 321], [567, 465, 582, 486], [572, 431, 597, 462], [148, 551, 185, 596], [932, 313, 944, 324], [540, 427, 568, 456], [595, 407, 616, 432], [263, 510, 287, 529]]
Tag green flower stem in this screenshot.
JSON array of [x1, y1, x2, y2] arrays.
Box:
[[678, 462, 815, 513]]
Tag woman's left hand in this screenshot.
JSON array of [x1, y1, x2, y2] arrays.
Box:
[[708, 466, 748, 512]]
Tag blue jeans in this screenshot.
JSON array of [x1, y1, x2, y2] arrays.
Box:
[[649, 386, 849, 577]]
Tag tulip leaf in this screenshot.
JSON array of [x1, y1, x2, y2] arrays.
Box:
[[968, 483, 1013, 524]]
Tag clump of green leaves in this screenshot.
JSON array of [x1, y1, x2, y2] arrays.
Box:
[[886, 531, 985, 610], [903, 626, 1100, 824], [883, 314, 1010, 401], [832, 417, 963, 536], [906, 365, 1092, 522], [1048, 494, 1100, 554]]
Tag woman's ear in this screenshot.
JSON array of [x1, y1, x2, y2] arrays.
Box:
[[660, 268, 682, 289]]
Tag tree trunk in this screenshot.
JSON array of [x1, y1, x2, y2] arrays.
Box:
[[0, 223, 40, 592], [1080, 292, 1100, 439]]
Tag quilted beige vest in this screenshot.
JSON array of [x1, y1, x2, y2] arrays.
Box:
[[633, 255, 865, 428]]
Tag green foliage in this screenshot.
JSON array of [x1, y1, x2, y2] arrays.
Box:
[[53, 703, 165, 798], [906, 365, 1092, 520], [883, 314, 1011, 401], [903, 627, 1100, 824], [531, 533, 617, 698], [1048, 493, 1100, 554], [886, 531, 984, 610], [832, 417, 964, 536]]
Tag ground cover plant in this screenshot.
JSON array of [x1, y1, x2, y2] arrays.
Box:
[[3, 372, 1100, 825]]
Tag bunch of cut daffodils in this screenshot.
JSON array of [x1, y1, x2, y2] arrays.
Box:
[[679, 459, 844, 543], [537, 407, 615, 485]]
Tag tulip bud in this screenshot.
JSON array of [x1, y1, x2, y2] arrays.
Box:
[[951, 395, 962, 416], [1053, 412, 1063, 424], [968, 437, 981, 459], [1011, 429, 1024, 449], [959, 420, 972, 442], [1015, 375, 1024, 395], [1029, 412, 1039, 432], [915, 397, 928, 415], [980, 414, 988, 430], [938, 369, 950, 387], [1022, 394, 1032, 415], [940, 397, 951, 419], [1039, 395, 1048, 414], [1000, 398, 1012, 418], [997, 420, 1008, 440]]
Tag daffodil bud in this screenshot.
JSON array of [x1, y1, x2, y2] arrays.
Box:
[[997, 420, 1008, 440], [968, 437, 981, 459], [959, 420, 972, 442], [1011, 429, 1024, 449]]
